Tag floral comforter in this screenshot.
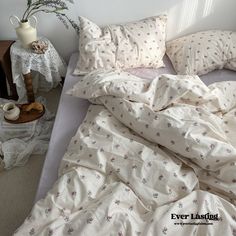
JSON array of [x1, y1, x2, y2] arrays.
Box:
[[15, 71, 236, 235]]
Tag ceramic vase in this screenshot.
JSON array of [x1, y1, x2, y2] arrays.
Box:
[[10, 15, 38, 49]]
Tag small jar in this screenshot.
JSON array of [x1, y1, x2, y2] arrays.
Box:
[[1, 102, 20, 121]]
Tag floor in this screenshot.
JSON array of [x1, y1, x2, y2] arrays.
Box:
[[0, 87, 61, 236]]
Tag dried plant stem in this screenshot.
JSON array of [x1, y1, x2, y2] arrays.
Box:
[[20, 0, 79, 34]]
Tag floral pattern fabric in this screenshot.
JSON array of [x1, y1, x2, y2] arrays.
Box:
[[15, 71, 236, 235], [166, 30, 236, 76], [74, 15, 167, 75]]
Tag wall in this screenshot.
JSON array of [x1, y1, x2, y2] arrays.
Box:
[[1, 0, 236, 61]]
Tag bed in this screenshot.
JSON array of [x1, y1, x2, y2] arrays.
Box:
[[35, 53, 90, 201], [35, 53, 236, 201], [16, 15, 236, 236]]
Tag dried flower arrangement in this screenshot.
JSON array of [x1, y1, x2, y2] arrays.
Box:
[[21, 0, 79, 34]]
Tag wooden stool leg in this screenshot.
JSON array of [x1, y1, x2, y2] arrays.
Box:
[[23, 72, 35, 103]]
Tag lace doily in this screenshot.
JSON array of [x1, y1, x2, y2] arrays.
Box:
[[10, 37, 67, 101]]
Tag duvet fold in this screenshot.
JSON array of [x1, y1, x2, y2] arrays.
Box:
[[15, 71, 236, 236]]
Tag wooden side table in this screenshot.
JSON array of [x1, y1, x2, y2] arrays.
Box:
[[0, 40, 18, 100], [10, 37, 66, 101]]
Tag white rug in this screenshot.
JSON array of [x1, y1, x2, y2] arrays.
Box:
[[0, 97, 55, 170]]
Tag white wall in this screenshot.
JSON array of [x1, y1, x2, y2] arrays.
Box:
[[1, 0, 236, 61]]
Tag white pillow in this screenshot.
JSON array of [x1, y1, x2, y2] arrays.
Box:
[[166, 30, 236, 75], [74, 15, 167, 75]]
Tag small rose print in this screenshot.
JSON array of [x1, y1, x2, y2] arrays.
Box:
[[162, 227, 168, 235], [67, 227, 74, 234], [106, 216, 112, 222], [29, 228, 35, 235], [87, 218, 93, 224]]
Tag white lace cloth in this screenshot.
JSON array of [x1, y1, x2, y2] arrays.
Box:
[[10, 37, 67, 101], [0, 97, 55, 170]]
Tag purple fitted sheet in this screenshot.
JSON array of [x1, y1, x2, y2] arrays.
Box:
[[35, 53, 90, 201], [35, 53, 236, 202]]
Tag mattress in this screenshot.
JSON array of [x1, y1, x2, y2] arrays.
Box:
[[35, 53, 236, 202], [35, 54, 90, 201]]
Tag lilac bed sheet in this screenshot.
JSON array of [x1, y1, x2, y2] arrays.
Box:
[[35, 53, 236, 202], [35, 53, 90, 201]]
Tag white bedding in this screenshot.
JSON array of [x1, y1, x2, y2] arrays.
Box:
[[16, 70, 236, 235], [35, 53, 236, 201]]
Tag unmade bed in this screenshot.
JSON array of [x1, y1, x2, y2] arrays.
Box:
[[35, 52, 236, 201], [13, 48, 236, 235], [12, 11, 236, 235]]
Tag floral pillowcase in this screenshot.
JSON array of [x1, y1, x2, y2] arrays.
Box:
[[73, 15, 167, 75], [166, 30, 236, 76]]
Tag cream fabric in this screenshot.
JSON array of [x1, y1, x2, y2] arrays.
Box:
[[15, 71, 236, 235], [225, 58, 236, 71], [74, 15, 167, 75], [166, 30, 236, 75]]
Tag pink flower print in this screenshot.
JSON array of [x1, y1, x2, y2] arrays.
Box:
[[185, 147, 190, 152], [26, 214, 32, 221], [147, 162, 152, 167], [162, 227, 168, 235], [87, 218, 93, 224], [210, 144, 215, 149], [115, 200, 120, 205], [153, 193, 158, 198], [45, 208, 52, 215], [48, 229, 53, 236], [106, 216, 112, 222], [142, 178, 147, 184], [67, 227, 74, 234], [29, 228, 35, 235], [129, 206, 133, 211], [226, 148, 232, 153], [101, 185, 107, 191], [158, 175, 163, 180], [181, 186, 187, 191]]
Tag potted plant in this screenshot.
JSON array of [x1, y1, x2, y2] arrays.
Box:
[[10, 0, 79, 48]]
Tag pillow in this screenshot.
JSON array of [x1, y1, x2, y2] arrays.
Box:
[[74, 15, 167, 75], [166, 30, 236, 75]]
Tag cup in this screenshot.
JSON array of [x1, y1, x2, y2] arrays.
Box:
[[1, 102, 20, 121]]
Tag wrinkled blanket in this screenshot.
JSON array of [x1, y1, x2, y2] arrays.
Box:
[[15, 71, 236, 235]]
